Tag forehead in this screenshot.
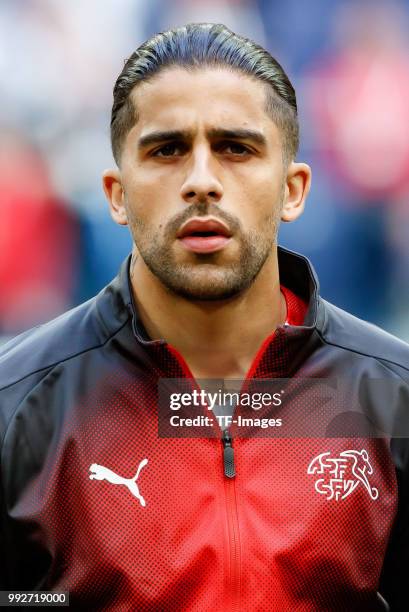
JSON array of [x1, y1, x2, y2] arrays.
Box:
[[128, 66, 280, 141]]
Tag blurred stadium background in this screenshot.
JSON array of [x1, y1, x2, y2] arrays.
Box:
[[1, 0, 408, 344]]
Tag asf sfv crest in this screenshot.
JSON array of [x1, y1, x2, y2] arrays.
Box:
[[307, 449, 379, 501]]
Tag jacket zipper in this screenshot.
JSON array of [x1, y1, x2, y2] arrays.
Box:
[[222, 429, 236, 478], [163, 345, 242, 608], [222, 429, 241, 610]]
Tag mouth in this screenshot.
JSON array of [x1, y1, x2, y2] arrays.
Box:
[[177, 217, 233, 254]]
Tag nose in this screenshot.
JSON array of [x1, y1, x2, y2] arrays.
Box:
[[180, 145, 223, 205]]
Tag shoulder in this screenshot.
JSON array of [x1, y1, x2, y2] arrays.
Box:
[[0, 287, 131, 444], [318, 298, 409, 375], [0, 287, 130, 393]]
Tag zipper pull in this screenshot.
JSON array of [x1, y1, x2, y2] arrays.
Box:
[[222, 429, 236, 478]]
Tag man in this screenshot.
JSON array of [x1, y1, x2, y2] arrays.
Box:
[[1, 23, 408, 611]]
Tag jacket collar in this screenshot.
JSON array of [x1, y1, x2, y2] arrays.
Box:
[[277, 246, 320, 329]]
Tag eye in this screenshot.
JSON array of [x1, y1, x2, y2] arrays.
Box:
[[152, 142, 186, 157], [218, 141, 252, 156]]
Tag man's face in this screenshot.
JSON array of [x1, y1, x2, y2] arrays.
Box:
[[113, 67, 296, 300]]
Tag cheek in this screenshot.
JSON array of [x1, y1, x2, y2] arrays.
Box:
[[231, 177, 283, 229], [125, 170, 181, 221]]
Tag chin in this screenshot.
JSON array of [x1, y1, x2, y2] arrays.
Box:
[[144, 256, 261, 301]]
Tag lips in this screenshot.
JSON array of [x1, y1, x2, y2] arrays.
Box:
[[177, 218, 232, 254]]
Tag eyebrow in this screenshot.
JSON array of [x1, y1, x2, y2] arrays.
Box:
[[137, 128, 267, 149], [138, 130, 191, 149], [208, 128, 267, 146]]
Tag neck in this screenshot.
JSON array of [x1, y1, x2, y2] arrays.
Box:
[[130, 249, 286, 380]]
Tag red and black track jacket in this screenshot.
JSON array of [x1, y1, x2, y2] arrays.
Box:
[[1, 247, 409, 611]]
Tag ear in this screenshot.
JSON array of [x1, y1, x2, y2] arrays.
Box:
[[102, 168, 128, 226], [281, 162, 312, 223]]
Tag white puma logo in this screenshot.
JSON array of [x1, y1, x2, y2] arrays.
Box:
[[89, 458, 148, 507]]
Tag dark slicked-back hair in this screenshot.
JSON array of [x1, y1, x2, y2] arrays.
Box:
[[110, 23, 299, 165]]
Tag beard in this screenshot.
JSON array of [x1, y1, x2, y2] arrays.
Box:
[[126, 199, 282, 302]]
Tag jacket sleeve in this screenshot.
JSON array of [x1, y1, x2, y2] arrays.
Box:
[[0, 398, 9, 589], [379, 437, 409, 610], [0, 475, 8, 589], [0, 380, 23, 590]]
